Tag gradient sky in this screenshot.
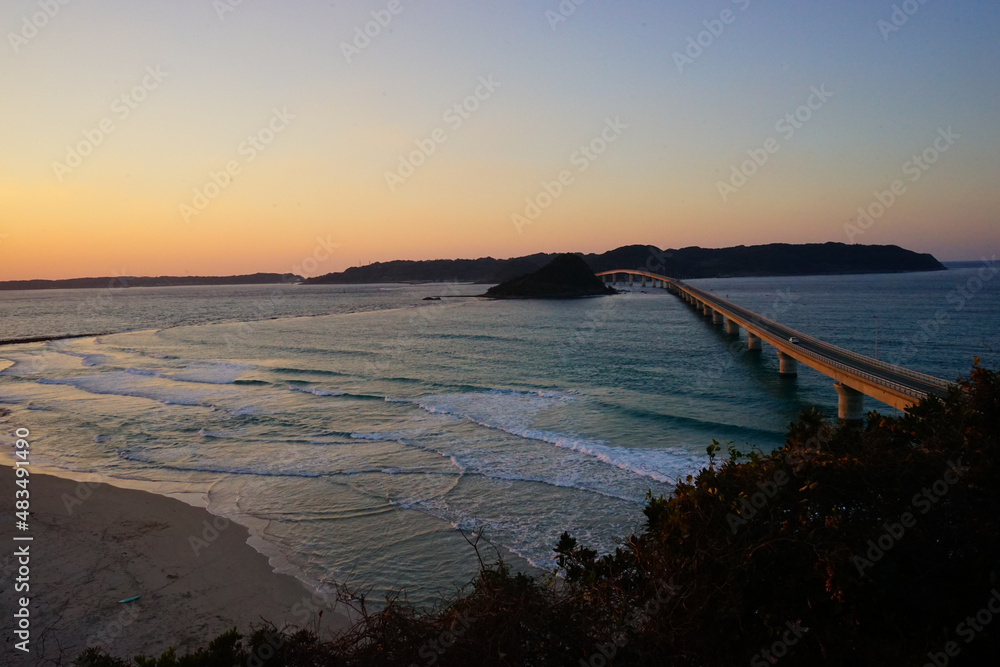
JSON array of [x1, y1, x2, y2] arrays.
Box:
[[1, 0, 998, 280]]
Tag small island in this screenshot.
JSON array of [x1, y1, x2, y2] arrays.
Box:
[[484, 254, 617, 299]]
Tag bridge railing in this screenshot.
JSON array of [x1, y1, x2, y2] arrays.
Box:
[[820, 358, 928, 401], [709, 301, 934, 399], [666, 278, 952, 393], [600, 270, 953, 394], [771, 326, 952, 390]]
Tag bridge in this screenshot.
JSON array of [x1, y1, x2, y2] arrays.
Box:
[[595, 270, 953, 422]]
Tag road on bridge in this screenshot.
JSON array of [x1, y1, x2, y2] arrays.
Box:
[[677, 281, 952, 400]]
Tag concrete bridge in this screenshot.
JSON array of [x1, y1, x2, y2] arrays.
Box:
[[596, 270, 953, 422]]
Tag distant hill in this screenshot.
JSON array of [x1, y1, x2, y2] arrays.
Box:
[[484, 254, 617, 299], [0, 273, 303, 291], [303, 243, 945, 285]]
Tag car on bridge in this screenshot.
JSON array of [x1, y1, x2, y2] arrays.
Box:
[[788, 336, 801, 344]]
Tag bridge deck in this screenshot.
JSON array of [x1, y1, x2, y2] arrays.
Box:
[[596, 270, 952, 411]]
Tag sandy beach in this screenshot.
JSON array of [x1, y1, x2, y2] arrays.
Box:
[[0, 466, 350, 665]]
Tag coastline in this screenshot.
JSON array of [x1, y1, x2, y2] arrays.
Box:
[[0, 466, 350, 664]]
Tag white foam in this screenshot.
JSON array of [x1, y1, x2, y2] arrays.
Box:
[[351, 431, 405, 442], [198, 428, 237, 438], [38, 372, 214, 407], [288, 385, 344, 397], [412, 390, 697, 484], [161, 362, 251, 385]]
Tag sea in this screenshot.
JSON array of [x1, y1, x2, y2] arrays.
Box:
[[1, 264, 997, 606]]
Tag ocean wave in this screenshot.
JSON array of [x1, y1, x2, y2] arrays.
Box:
[[161, 362, 251, 385], [117, 449, 458, 481], [412, 390, 696, 484], [287, 385, 345, 398], [269, 366, 352, 378], [348, 429, 655, 502], [38, 375, 212, 407], [350, 431, 406, 442]]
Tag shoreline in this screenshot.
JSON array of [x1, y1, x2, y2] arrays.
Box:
[[0, 465, 350, 664]]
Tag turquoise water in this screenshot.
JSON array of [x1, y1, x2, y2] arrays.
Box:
[[1, 267, 997, 605]]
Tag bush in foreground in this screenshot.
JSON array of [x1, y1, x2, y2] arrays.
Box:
[[79, 362, 1000, 666]]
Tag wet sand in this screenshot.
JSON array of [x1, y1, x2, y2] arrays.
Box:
[[0, 466, 349, 664]]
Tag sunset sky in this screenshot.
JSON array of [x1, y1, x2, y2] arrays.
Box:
[[2, 0, 998, 280]]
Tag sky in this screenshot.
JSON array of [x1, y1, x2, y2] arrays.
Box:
[[1, 0, 998, 280]]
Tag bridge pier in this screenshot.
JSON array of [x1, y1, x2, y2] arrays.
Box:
[[703, 305, 713, 318], [712, 310, 724, 325], [777, 351, 798, 376], [835, 382, 865, 424], [747, 333, 763, 352], [725, 318, 739, 336]]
